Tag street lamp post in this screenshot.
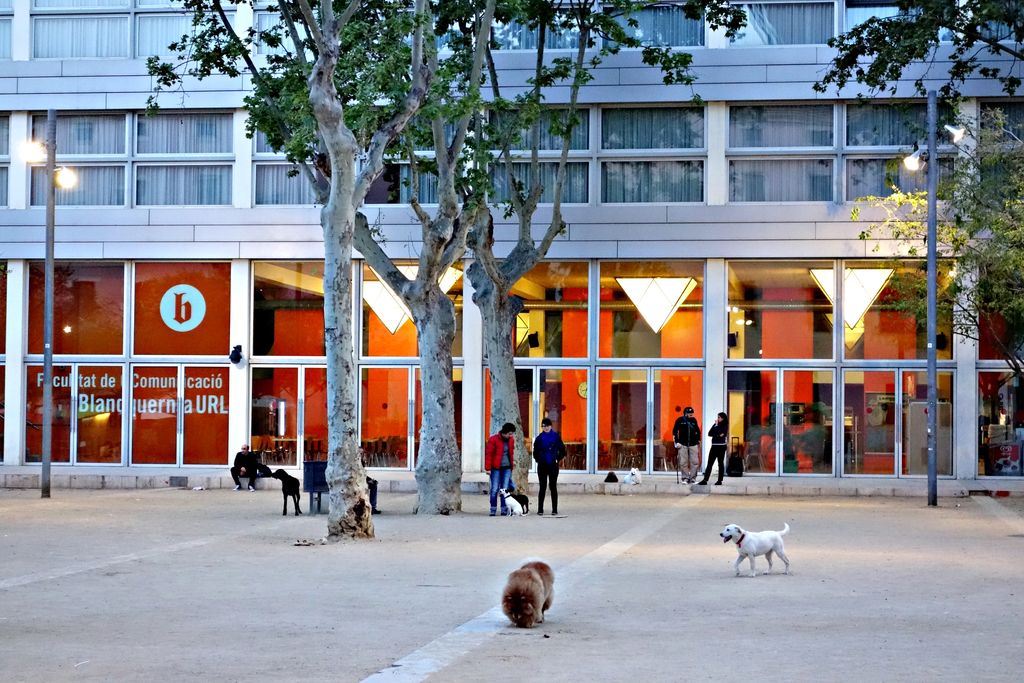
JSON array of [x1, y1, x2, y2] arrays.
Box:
[[925, 91, 938, 507], [41, 109, 57, 499]]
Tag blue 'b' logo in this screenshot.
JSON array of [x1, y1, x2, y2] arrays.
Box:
[[160, 285, 206, 332]]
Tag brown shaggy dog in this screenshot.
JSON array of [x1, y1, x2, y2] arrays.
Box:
[[502, 560, 555, 628]]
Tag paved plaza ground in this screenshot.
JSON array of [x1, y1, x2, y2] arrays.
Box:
[[1, 486, 1022, 682]]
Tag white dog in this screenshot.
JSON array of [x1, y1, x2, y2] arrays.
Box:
[[623, 467, 642, 485], [498, 489, 525, 516], [719, 523, 791, 577]]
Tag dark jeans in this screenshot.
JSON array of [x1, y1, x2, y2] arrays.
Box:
[[700, 444, 727, 484], [230, 466, 256, 488], [537, 463, 559, 514]]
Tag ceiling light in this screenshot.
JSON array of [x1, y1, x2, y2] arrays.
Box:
[[362, 266, 463, 334], [811, 268, 893, 329], [615, 277, 697, 333]]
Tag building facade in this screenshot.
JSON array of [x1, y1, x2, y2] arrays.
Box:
[[0, 1, 1022, 481]]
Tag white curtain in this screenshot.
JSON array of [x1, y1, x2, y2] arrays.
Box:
[[731, 3, 833, 46], [33, 16, 129, 58], [256, 11, 285, 55], [31, 165, 125, 206], [846, 156, 952, 200], [33, 0, 127, 7], [136, 14, 188, 57], [255, 164, 316, 205], [602, 160, 703, 203], [33, 114, 125, 155], [983, 103, 1024, 139], [491, 162, 588, 203], [846, 104, 926, 146], [0, 116, 8, 155], [491, 110, 589, 152], [137, 114, 233, 154], [136, 165, 231, 205], [730, 105, 833, 147], [0, 166, 8, 207], [614, 6, 704, 47], [730, 159, 833, 201], [0, 19, 11, 60], [602, 108, 704, 150], [398, 166, 439, 203], [492, 19, 579, 50]]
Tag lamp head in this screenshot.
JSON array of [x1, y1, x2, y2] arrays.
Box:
[[54, 166, 77, 189], [943, 124, 966, 144], [20, 140, 46, 163], [903, 148, 924, 172]]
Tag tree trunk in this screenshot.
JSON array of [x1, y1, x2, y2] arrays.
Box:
[[322, 204, 374, 539], [467, 262, 530, 491], [410, 285, 463, 514]]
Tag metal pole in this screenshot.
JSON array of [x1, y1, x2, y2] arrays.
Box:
[[926, 91, 938, 507], [41, 109, 56, 499]]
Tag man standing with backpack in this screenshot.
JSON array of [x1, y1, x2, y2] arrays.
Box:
[[673, 406, 701, 484]]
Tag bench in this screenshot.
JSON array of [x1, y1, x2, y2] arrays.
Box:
[[302, 460, 379, 514], [303, 460, 329, 514]]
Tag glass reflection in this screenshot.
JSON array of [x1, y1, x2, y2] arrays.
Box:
[[131, 366, 178, 465], [901, 371, 953, 476], [540, 368, 588, 470], [597, 369, 647, 471], [252, 261, 325, 357], [76, 365, 123, 464], [782, 370, 833, 474], [978, 372, 1024, 477], [513, 261, 588, 358], [653, 370, 702, 472], [843, 371, 896, 475], [727, 370, 777, 474], [25, 364, 73, 463], [250, 367, 299, 467], [361, 367, 409, 468]]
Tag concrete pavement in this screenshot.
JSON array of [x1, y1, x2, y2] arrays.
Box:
[[0, 487, 1022, 682]]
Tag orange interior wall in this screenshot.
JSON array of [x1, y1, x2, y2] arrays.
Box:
[[362, 369, 407, 439], [661, 308, 702, 358], [272, 309, 324, 356], [659, 372, 701, 441], [559, 368, 587, 441], [368, 312, 418, 356], [762, 288, 813, 358], [862, 310, 917, 359]]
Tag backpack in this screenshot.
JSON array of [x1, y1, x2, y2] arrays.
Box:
[[726, 453, 744, 477]]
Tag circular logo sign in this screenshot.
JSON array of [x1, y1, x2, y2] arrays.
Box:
[[159, 285, 206, 332]]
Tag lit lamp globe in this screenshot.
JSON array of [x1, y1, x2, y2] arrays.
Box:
[[55, 166, 77, 189], [20, 140, 46, 163]]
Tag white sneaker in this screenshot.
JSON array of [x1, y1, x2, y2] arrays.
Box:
[[248, 486, 256, 492], [233, 485, 241, 491]]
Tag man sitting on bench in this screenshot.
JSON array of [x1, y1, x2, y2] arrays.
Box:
[[231, 444, 271, 492]]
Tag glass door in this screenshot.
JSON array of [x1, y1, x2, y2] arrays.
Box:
[[781, 370, 834, 474], [727, 370, 778, 474], [360, 366, 411, 468], [250, 366, 299, 466], [303, 367, 327, 462], [653, 369, 703, 473]]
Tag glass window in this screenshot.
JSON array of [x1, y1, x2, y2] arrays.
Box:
[[602, 160, 703, 203], [843, 370, 896, 475], [783, 370, 833, 474], [492, 109, 589, 151], [255, 164, 317, 205], [0, 18, 11, 60], [135, 165, 232, 205], [33, 16, 130, 58], [611, 5, 704, 47], [31, 165, 126, 206], [730, 2, 834, 46], [182, 366, 229, 465], [25, 364, 73, 463], [130, 365, 178, 465], [0, 265, 6, 353], [730, 105, 833, 148], [654, 369, 703, 472], [135, 13, 188, 56], [303, 367, 327, 462], [846, 103, 928, 147], [255, 10, 286, 55], [596, 369, 647, 471], [32, 114, 125, 155], [364, 164, 439, 204], [978, 372, 1024, 477], [250, 367, 298, 467], [0, 366, 4, 461], [28, 262, 125, 355], [845, 1, 901, 30], [137, 114, 233, 154], [842, 261, 953, 361], [513, 261, 589, 359], [414, 368, 462, 463], [492, 18, 579, 50], [76, 365, 123, 464], [727, 369, 778, 474], [730, 159, 833, 201], [361, 367, 409, 468], [981, 102, 1024, 141], [539, 368, 588, 470], [728, 261, 834, 360], [0, 116, 6, 207], [901, 370, 953, 476], [252, 261, 325, 357], [490, 162, 589, 204], [361, 262, 464, 358], [599, 261, 703, 359], [602, 107, 704, 150], [133, 262, 231, 356]]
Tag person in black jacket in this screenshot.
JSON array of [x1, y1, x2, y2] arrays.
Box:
[[672, 406, 701, 484], [231, 444, 260, 491], [698, 412, 729, 486], [533, 417, 567, 515]]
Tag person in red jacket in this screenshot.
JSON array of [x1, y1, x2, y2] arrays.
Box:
[[485, 422, 516, 516]]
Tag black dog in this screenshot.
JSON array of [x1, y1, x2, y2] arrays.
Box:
[[271, 469, 302, 516]]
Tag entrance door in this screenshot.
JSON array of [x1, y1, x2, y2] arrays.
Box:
[[727, 368, 835, 476], [130, 365, 230, 466]]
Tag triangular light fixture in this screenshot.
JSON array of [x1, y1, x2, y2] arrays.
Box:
[[363, 265, 463, 334], [615, 277, 697, 333], [810, 268, 893, 330]]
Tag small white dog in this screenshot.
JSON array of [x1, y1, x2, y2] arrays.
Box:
[[719, 523, 791, 577], [623, 467, 642, 485], [498, 489, 525, 516]]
